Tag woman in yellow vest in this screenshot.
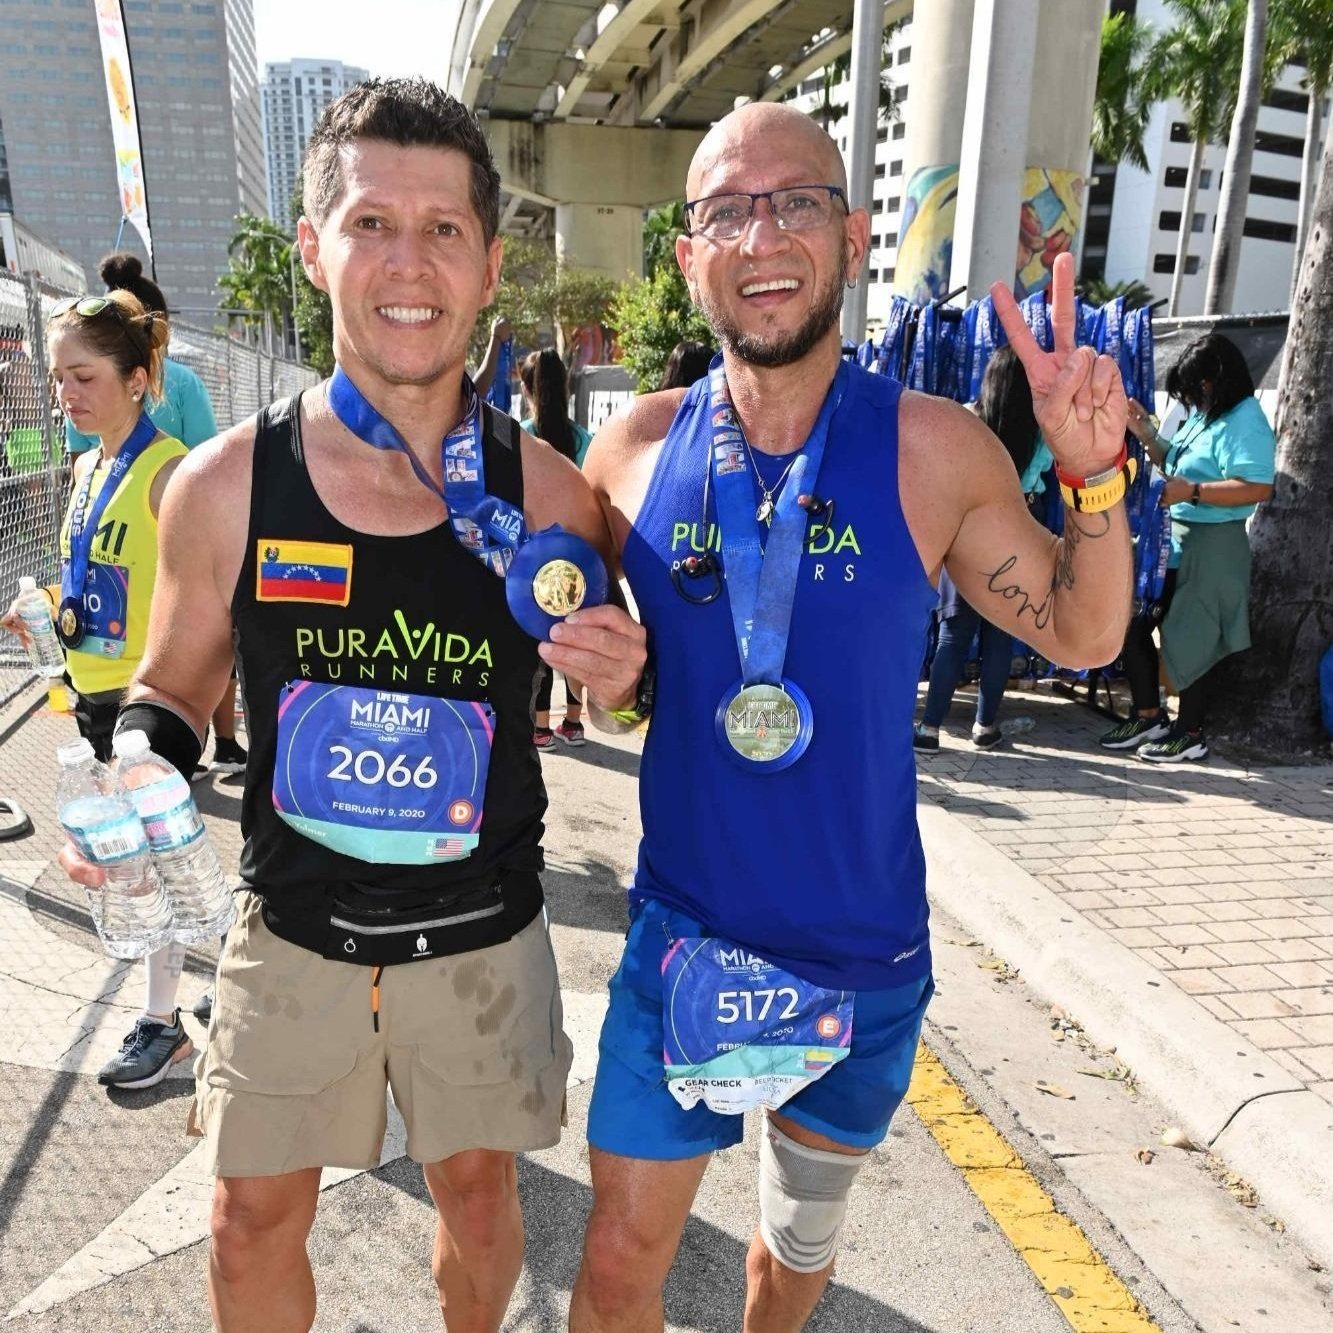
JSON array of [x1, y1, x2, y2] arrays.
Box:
[[12, 291, 184, 748], [2, 289, 196, 1090]]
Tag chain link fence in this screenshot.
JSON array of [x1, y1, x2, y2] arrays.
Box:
[[0, 270, 318, 706]]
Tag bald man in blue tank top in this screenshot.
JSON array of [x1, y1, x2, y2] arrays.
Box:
[[544, 104, 1134, 1331]]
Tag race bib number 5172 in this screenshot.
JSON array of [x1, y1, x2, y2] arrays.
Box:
[[661, 937, 854, 1115]]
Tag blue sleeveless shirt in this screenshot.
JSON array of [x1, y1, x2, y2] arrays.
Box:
[[623, 364, 937, 991]]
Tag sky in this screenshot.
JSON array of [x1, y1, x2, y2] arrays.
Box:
[[252, 0, 462, 81]]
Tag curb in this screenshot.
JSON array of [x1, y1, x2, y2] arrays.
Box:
[[918, 801, 1333, 1271]]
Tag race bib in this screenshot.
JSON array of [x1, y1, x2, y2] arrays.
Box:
[[661, 936, 854, 1115], [60, 558, 129, 658], [271, 681, 493, 865]]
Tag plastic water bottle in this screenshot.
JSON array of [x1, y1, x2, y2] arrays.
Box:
[[15, 576, 69, 710], [113, 729, 235, 943], [56, 738, 172, 959]]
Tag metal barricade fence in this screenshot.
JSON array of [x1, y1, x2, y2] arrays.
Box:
[[0, 271, 318, 707]]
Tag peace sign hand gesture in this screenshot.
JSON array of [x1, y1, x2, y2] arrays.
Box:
[[990, 252, 1127, 478]]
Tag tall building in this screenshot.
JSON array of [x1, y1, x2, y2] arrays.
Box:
[[791, 20, 916, 330], [262, 59, 369, 230], [1089, 0, 1327, 314], [0, 0, 267, 315], [0, 113, 12, 213]]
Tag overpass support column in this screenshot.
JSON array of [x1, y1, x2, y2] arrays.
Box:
[[895, 0, 1102, 304], [555, 203, 646, 282], [484, 120, 706, 282], [949, 0, 1039, 300]]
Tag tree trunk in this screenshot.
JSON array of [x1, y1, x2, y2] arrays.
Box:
[[1168, 136, 1205, 316], [1205, 0, 1266, 315], [1211, 135, 1333, 757], [1292, 79, 1326, 303]]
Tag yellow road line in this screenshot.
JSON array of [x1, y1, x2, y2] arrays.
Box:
[[905, 1043, 1161, 1333]]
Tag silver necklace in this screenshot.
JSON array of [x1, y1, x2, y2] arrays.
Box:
[[743, 437, 800, 524]]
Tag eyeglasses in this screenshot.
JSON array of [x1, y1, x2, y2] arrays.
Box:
[[51, 295, 115, 319], [683, 185, 849, 241]]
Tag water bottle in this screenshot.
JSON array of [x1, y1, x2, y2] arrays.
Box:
[[113, 729, 235, 943], [56, 738, 172, 959], [15, 576, 69, 710]]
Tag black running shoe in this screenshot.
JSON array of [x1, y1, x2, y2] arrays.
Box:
[[212, 736, 248, 774], [1098, 713, 1170, 750], [972, 724, 1003, 750], [912, 723, 940, 752], [1139, 728, 1209, 763]]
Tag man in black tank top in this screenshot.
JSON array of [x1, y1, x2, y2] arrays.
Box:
[[58, 80, 649, 1332]]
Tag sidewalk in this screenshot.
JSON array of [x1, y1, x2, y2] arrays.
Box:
[[914, 681, 1333, 1267], [915, 685, 1333, 1106]]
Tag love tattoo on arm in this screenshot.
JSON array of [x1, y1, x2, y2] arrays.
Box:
[[983, 510, 1111, 632]]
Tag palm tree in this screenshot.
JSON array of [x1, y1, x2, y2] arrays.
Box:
[[1272, 0, 1333, 299], [1142, 0, 1247, 315], [1204, 0, 1269, 314], [1091, 11, 1156, 173], [218, 212, 295, 345], [810, 27, 899, 131], [1212, 134, 1333, 754], [1078, 276, 1156, 309]]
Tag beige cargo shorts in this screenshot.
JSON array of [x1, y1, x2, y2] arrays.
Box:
[[190, 889, 572, 1177]]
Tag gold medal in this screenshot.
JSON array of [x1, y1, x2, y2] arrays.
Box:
[[531, 558, 587, 617], [59, 606, 78, 638]]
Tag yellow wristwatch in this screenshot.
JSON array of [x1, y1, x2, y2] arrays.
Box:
[[1056, 448, 1137, 514]]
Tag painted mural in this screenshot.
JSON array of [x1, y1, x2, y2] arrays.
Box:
[[894, 163, 1084, 302]]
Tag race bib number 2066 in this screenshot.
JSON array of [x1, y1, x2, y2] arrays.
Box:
[[271, 681, 493, 865]]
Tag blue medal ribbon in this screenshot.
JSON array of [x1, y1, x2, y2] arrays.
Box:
[[708, 358, 846, 686], [60, 412, 160, 644], [327, 365, 528, 578]]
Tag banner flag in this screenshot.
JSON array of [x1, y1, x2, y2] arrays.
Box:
[[93, 0, 153, 262]]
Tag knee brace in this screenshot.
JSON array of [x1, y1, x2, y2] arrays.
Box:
[[757, 1119, 869, 1274]]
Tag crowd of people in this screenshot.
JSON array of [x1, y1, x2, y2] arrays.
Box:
[[0, 68, 1279, 1333]]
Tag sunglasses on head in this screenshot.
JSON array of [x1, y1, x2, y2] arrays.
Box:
[[52, 295, 118, 319]]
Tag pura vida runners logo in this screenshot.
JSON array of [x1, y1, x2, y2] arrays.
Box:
[[293, 609, 493, 688], [669, 518, 862, 584]]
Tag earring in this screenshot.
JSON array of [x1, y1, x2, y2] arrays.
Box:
[[846, 277, 857, 290], [132, 392, 140, 401]]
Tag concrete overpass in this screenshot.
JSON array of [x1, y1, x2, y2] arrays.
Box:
[[450, 0, 1103, 323], [449, 0, 913, 278]]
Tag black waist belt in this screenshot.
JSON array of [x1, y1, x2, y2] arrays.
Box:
[[256, 870, 543, 967]]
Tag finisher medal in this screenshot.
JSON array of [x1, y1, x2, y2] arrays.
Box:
[[707, 359, 845, 772], [59, 413, 159, 650], [715, 679, 813, 771], [328, 367, 607, 638], [505, 525, 609, 641]]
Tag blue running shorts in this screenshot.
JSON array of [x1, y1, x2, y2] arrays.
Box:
[[587, 897, 934, 1160]]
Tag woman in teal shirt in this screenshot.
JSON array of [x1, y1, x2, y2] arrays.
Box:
[[1101, 334, 1275, 762]]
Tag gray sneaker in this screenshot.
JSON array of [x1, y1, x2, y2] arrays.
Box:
[[97, 1010, 193, 1089]]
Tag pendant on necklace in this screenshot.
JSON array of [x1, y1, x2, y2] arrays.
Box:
[[756, 496, 774, 524]]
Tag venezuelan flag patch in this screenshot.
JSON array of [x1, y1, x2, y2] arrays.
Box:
[[256, 539, 353, 606]]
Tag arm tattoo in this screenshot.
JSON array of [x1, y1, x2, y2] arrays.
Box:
[[983, 510, 1111, 632]]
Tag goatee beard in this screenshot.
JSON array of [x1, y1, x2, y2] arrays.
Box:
[[700, 269, 845, 370]]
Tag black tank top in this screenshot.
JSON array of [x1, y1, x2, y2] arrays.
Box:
[[232, 394, 546, 927]]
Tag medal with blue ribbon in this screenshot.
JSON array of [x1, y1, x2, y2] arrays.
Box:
[[58, 412, 160, 649], [708, 358, 846, 771], [327, 366, 607, 638]]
